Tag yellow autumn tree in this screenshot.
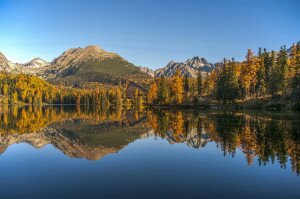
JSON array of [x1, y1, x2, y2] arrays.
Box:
[[239, 49, 260, 98], [170, 70, 184, 104], [147, 81, 158, 104]]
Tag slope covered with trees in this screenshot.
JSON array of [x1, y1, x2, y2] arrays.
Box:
[[1, 42, 300, 110], [0, 73, 135, 109], [147, 42, 300, 109]]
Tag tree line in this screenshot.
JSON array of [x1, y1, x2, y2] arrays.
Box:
[[0, 73, 133, 109], [1, 42, 300, 109], [147, 42, 300, 106]]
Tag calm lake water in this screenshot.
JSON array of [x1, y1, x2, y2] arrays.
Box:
[[0, 106, 300, 199]]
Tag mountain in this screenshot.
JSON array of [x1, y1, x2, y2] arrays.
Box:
[[155, 56, 214, 78], [0, 46, 152, 87], [1, 47, 216, 87], [23, 57, 49, 68], [138, 66, 155, 77], [0, 52, 20, 73], [0, 52, 9, 69], [0, 53, 49, 74], [16, 57, 49, 75], [41, 45, 151, 86]]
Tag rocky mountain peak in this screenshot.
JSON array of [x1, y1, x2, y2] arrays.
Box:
[[85, 45, 103, 51], [0, 52, 18, 72], [0, 52, 8, 62], [138, 66, 155, 77], [51, 45, 118, 67], [0, 52, 9, 68], [23, 57, 49, 68], [155, 56, 214, 78]]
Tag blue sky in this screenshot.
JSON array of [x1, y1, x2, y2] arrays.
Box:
[[0, 0, 299, 69]]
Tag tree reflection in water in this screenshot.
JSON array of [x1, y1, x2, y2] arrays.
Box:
[[0, 105, 299, 175]]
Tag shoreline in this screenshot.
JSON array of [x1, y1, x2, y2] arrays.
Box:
[[148, 98, 300, 111], [1, 98, 299, 111]]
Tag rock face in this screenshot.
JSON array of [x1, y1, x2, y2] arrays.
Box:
[[138, 66, 155, 77], [0, 52, 9, 69], [0, 53, 49, 74], [0, 52, 20, 73], [23, 57, 49, 68], [155, 56, 214, 78]]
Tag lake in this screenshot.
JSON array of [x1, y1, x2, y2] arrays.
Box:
[[0, 106, 299, 199]]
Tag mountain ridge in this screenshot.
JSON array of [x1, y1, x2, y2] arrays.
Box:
[[0, 45, 152, 86], [155, 56, 215, 78]]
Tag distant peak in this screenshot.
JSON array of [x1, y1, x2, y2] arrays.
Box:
[[85, 45, 103, 51], [0, 52, 8, 61], [32, 57, 43, 61]]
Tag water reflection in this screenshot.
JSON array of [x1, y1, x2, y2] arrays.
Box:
[[0, 105, 299, 175]]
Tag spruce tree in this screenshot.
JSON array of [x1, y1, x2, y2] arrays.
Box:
[[197, 71, 203, 96], [269, 51, 280, 97], [276, 46, 288, 94], [158, 76, 169, 105], [255, 48, 266, 97], [216, 59, 240, 103]]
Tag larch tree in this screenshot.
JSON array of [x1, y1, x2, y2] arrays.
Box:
[[147, 81, 158, 104], [170, 70, 184, 104]]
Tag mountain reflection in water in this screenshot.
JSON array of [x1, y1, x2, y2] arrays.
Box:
[[0, 105, 299, 175]]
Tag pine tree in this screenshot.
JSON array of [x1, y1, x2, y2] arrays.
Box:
[[269, 51, 280, 97], [216, 59, 240, 103], [291, 42, 300, 98], [255, 48, 266, 97], [197, 71, 203, 96], [184, 75, 189, 95], [158, 76, 169, 105], [276, 46, 288, 94], [263, 48, 271, 94]]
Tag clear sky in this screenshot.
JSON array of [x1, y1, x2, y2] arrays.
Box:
[[0, 0, 299, 69]]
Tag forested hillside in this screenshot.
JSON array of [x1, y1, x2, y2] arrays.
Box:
[[0, 73, 141, 109], [147, 42, 300, 109], [1, 42, 300, 110]]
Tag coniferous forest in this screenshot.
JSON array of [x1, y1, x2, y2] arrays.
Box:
[[1, 42, 300, 110], [148, 42, 300, 109]]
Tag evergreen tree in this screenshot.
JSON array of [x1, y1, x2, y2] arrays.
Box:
[[158, 76, 169, 105], [197, 71, 203, 96], [255, 48, 266, 97], [216, 59, 240, 103], [263, 48, 271, 94], [276, 46, 289, 94], [184, 75, 190, 95], [291, 42, 300, 98], [269, 51, 280, 97]]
